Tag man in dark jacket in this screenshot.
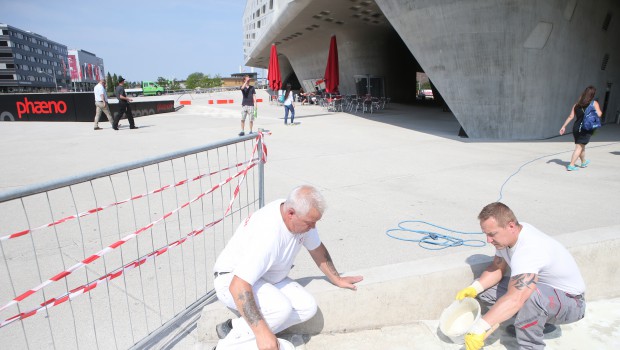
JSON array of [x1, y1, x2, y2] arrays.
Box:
[[113, 76, 138, 130]]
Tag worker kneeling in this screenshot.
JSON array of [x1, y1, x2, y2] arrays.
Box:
[[455, 202, 586, 350], [212, 185, 363, 350]]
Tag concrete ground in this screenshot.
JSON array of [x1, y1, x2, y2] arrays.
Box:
[[278, 297, 620, 350], [1, 90, 619, 349]]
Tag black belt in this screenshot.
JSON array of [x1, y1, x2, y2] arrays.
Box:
[[214, 271, 230, 278]]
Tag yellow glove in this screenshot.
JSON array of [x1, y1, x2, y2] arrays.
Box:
[[464, 318, 491, 350], [464, 332, 485, 350], [456, 280, 484, 300]]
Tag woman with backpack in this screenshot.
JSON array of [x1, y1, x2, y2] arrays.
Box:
[[559, 85, 603, 171], [283, 83, 295, 125]]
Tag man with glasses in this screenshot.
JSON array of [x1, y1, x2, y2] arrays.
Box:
[[212, 185, 363, 350]]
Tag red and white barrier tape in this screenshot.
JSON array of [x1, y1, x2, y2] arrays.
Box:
[[0, 158, 258, 242], [0, 132, 268, 315], [0, 219, 223, 328]]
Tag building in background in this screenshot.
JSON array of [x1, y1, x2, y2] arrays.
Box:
[[242, 0, 619, 140], [221, 72, 259, 87], [68, 49, 105, 92], [0, 23, 70, 93]]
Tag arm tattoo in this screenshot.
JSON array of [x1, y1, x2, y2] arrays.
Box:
[[237, 290, 264, 326], [323, 250, 339, 277], [511, 273, 537, 290]]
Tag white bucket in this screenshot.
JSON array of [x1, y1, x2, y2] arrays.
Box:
[[438, 297, 482, 344]]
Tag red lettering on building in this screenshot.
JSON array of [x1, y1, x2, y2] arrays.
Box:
[[16, 97, 68, 119], [157, 103, 174, 112]]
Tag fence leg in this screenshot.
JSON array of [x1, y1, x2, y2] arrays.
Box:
[[258, 129, 265, 208]]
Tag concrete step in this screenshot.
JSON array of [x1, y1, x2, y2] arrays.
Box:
[[193, 298, 619, 349]]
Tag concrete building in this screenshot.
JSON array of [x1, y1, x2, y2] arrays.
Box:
[[242, 0, 620, 139], [222, 72, 262, 88], [68, 49, 105, 92], [0, 23, 71, 93]]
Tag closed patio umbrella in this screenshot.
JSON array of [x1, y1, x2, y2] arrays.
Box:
[[323, 35, 339, 94], [267, 44, 282, 92]]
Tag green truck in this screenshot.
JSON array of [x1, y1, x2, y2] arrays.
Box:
[[125, 81, 164, 97]]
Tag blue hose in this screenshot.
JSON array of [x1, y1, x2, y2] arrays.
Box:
[[386, 220, 486, 250], [386, 142, 619, 250]]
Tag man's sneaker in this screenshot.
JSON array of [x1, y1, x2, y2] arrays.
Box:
[[249, 131, 254, 134], [94, 126, 102, 130], [238, 131, 245, 136], [216, 319, 233, 339], [506, 323, 556, 337], [566, 165, 579, 171], [580, 159, 590, 168]]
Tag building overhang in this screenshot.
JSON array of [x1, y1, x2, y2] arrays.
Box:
[[245, 0, 392, 68]]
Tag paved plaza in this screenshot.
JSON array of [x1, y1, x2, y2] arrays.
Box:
[[1, 90, 619, 349]]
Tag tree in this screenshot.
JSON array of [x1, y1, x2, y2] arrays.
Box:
[[185, 72, 204, 89], [156, 76, 169, 89], [112, 73, 118, 89], [201, 74, 223, 88], [169, 79, 181, 91], [106, 72, 114, 93]]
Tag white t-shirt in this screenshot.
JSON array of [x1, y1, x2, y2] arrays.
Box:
[[496, 222, 585, 295], [214, 199, 321, 285], [283, 92, 295, 106], [94, 83, 107, 102]]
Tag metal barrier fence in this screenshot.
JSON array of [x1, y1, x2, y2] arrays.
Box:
[[0, 133, 266, 349]]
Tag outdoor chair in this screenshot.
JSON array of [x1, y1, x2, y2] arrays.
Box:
[[371, 97, 382, 112], [350, 97, 362, 113], [362, 99, 373, 114]]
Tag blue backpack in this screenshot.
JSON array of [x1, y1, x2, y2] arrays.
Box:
[[580, 101, 601, 131]]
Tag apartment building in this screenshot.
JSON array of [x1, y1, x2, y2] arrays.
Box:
[[0, 23, 71, 93]]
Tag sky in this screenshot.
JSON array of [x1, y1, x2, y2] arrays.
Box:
[[1, 0, 251, 81]]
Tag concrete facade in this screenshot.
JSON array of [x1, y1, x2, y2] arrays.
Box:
[[243, 0, 620, 140]]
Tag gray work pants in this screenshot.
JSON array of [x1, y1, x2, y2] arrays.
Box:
[[478, 277, 586, 350]]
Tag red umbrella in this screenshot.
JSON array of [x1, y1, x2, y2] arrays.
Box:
[[323, 35, 339, 94], [267, 44, 282, 91]]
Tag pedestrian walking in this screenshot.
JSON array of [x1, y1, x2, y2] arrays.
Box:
[[93, 79, 114, 130], [283, 83, 295, 125], [559, 85, 602, 171], [113, 76, 138, 130]]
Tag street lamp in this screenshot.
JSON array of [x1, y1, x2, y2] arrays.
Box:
[[38, 68, 57, 92]]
